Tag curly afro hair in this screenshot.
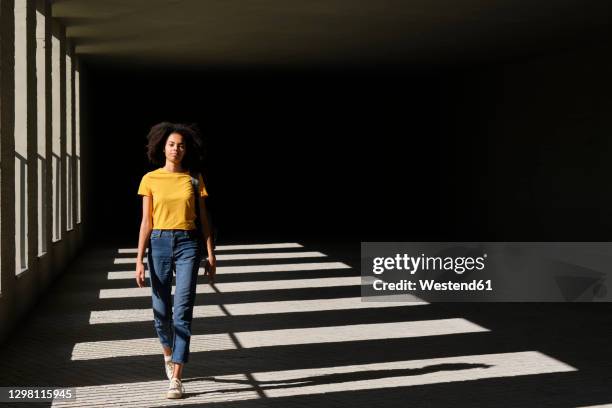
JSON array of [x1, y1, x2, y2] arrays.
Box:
[[145, 122, 205, 172]]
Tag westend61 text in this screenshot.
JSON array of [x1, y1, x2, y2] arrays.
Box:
[[373, 279, 493, 291]]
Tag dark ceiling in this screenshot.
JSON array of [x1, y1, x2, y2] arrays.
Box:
[[52, 0, 612, 68]]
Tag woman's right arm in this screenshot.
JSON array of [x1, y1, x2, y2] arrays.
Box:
[[135, 195, 153, 287]]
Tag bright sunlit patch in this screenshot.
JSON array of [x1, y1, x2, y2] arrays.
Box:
[[72, 319, 486, 360], [216, 251, 327, 261], [107, 270, 149, 280], [51, 375, 257, 407], [217, 243, 304, 251], [71, 333, 234, 360], [99, 276, 360, 298], [113, 251, 326, 264], [89, 297, 427, 324], [89, 305, 226, 324], [207, 261, 348, 273], [116, 243, 304, 254], [107, 262, 351, 280]]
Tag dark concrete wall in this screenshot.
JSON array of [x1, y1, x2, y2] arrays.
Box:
[[83, 38, 612, 246], [83, 65, 446, 245], [435, 41, 612, 241]]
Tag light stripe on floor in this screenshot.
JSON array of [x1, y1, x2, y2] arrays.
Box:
[[52, 374, 257, 407], [53, 351, 574, 407], [89, 297, 428, 324], [216, 243, 304, 251], [71, 318, 487, 360], [98, 276, 360, 299], [107, 261, 352, 280], [205, 261, 350, 274], [117, 243, 304, 254], [217, 251, 326, 261], [113, 251, 326, 264]]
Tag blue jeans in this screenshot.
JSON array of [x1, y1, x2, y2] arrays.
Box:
[[146, 229, 203, 364]]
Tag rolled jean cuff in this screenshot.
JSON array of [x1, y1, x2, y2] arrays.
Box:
[[171, 354, 188, 364]]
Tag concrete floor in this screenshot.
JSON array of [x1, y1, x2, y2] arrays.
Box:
[[1, 241, 611, 407]]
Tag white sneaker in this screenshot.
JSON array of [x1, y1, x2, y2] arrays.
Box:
[[164, 359, 174, 380], [167, 377, 184, 399]]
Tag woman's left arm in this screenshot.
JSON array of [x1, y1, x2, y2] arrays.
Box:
[[198, 196, 216, 281]]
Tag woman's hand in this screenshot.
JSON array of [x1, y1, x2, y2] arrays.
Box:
[[204, 255, 216, 283], [135, 260, 146, 288]]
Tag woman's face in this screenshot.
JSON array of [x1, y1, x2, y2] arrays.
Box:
[[164, 132, 186, 164]]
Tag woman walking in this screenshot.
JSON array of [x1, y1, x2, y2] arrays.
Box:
[[135, 122, 216, 399]]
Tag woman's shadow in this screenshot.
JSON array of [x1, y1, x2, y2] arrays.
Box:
[[180, 362, 492, 398]]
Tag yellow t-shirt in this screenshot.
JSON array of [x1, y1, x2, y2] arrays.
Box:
[[137, 168, 208, 230]]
